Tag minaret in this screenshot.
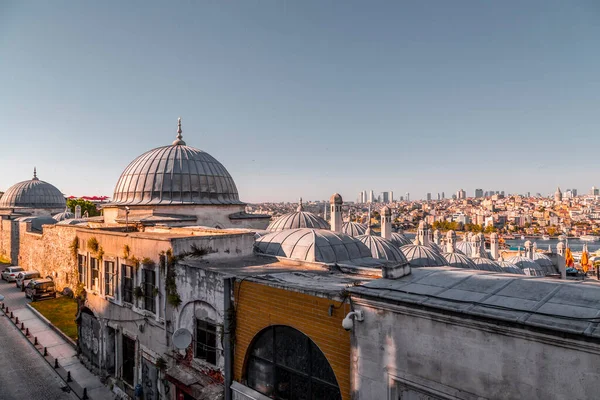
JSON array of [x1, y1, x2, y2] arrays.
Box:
[[433, 229, 441, 246], [446, 230, 457, 253], [470, 234, 480, 258], [490, 232, 499, 260], [381, 206, 392, 240], [524, 241, 533, 260], [365, 203, 373, 235], [330, 193, 343, 233], [556, 242, 566, 279]]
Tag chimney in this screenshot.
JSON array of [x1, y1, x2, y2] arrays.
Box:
[[330, 193, 343, 233], [556, 242, 566, 279], [470, 235, 479, 258], [75, 205, 82, 219], [381, 206, 392, 240], [433, 230, 441, 246], [524, 241, 533, 260], [489, 233, 499, 260], [446, 230, 456, 253]]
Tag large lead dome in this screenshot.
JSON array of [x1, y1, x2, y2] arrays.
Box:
[[0, 169, 66, 209], [112, 119, 243, 206]]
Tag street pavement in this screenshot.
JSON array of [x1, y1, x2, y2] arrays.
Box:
[[0, 277, 114, 400], [0, 307, 77, 400]]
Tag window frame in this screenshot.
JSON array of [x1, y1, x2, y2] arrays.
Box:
[[90, 257, 99, 291], [104, 261, 116, 298], [195, 319, 218, 365], [142, 268, 156, 313], [122, 264, 134, 305], [245, 325, 341, 400], [78, 254, 87, 286]]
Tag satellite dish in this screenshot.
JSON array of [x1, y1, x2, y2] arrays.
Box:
[[172, 328, 192, 349]]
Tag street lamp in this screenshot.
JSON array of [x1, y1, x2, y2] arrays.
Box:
[[125, 206, 130, 232]]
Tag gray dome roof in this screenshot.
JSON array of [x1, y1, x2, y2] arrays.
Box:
[[111, 119, 242, 206], [506, 256, 545, 276], [389, 232, 412, 247], [255, 228, 378, 265], [456, 241, 473, 256], [532, 252, 554, 268], [53, 209, 75, 222], [497, 260, 526, 275], [400, 244, 447, 267], [356, 235, 409, 263], [428, 241, 444, 255], [442, 252, 478, 269], [471, 257, 504, 272], [0, 171, 65, 209], [342, 222, 367, 237], [267, 202, 329, 232]]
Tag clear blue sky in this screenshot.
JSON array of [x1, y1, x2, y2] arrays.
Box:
[[1, 1, 599, 202]]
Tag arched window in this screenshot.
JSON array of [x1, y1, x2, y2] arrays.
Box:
[[245, 326, 341, 400]]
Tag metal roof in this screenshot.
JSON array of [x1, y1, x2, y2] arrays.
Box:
[[112, 143, 242, 206], [267, 211, 329, 232], [356, 234, 409, 264], [349, 267, 600, 340], [0, 175, 65, 209], [254, 228, 381, 267], [342, 221, 367, 237], [442, 252, 478, 270], [400, 244, 448, 267]]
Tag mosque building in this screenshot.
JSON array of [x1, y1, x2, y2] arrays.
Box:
[[1, 118, 598, 400]]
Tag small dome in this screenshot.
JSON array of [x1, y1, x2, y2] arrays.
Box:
[[342, 221, 367, 237], [443, 252, 478, 269], [506, 256, 545, 276], [356, 235, 409, 263], [532, 253, 557, 275], [330, 193, 343, 204], [428, 241, 444, 255], [255, 228, 373, 264], [53, 208, 75, 222], [267, 203, 330, 232], [471, 257, 504, 272], [456, 241, 473, 256], [389, 232, 412, 247], [111, 119, 242, 206], [497, 260, 526, 275], [400, 244, 447, 267], [0, 170, 65, 209]]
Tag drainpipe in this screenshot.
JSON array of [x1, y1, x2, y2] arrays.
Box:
[[224, 277, 233, 400]]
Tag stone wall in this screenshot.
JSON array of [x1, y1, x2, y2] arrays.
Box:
[[234, 281, 352, 400], [351, 300, 600, 400]]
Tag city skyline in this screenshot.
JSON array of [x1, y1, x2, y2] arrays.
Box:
[[2, 2, 600, 202]]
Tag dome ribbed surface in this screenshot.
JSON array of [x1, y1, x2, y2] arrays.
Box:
[[497, 260, 526, 275], [356, 235, 409, 263], [389, 232, 412, 247], [112, 145, 242, 205], [342, 222, 367, 237], [255, 228, 374, 264], [53, 210, 75, 222], [267, 211, 329, 232], [506, 256, 545, 276], [532, 253, 557, 275], [456, 241, 473, 256], [0, 178, 65, 209], [400, 244, 447, 267], [471, 257, 504, 272], [442, 253, 478, 269]]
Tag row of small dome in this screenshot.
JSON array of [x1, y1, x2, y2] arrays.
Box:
[[260, 200, 554, 277]]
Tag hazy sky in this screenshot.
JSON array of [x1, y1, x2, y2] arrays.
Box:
[[1, 1, 599, 203]]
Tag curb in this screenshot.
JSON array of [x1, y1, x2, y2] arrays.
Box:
[[27, 303, 78, 349], [0, 302, 86, 399]]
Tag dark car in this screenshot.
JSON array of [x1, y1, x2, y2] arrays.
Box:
[[25, 278, 56, 301]]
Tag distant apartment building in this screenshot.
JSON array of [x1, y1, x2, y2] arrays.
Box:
[[475, 188, 483, 198], [368, 190, 374, 203], [426, 193, 432, 201], [457, 189, 466, 200]]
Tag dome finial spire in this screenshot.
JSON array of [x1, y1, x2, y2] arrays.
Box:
[[33, 167, 38, 180], [297, 197, 303, 212], [172, 117, 186, 145]]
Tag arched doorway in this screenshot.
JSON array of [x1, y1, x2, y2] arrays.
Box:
[[244, 325, 341, 400]]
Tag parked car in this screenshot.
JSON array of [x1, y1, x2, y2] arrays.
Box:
[[25, 278, 56, 300], [15, 270, 41, 291], [1, 266, 24, 282]]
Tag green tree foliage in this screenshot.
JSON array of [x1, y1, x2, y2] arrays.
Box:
[[67, 198, 100, 217], [432, 220, 461, 232], [484, 225, 497, 233]]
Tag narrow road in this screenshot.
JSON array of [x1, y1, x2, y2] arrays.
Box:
[[0, 279, 77, 400]]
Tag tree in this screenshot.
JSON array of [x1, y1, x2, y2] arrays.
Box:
[[484, 225, 497, 233], [67, 198, 101, 217]]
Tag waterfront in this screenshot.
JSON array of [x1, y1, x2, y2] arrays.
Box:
[[505, 238, 600, 253]]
